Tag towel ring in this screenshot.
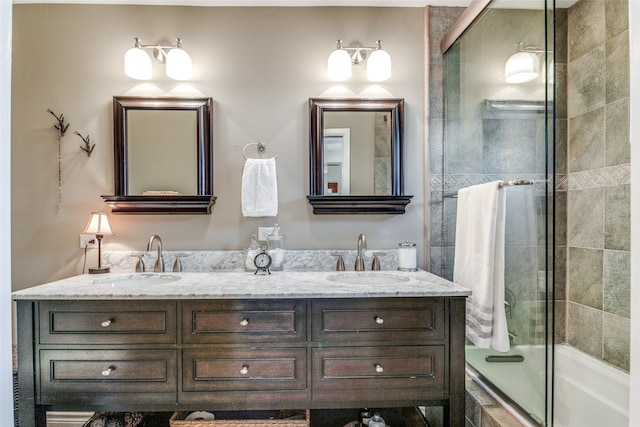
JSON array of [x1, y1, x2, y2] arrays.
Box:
[[242, 142, 278, 160]]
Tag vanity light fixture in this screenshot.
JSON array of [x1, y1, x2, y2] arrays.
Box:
[[124, 37, 192, 81], [505, 43, 551, 84], [327, 40, 391, 82], [83, 212, 114, 274]]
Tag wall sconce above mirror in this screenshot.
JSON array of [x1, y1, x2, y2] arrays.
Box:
[[124, 37, 192, 80], [102, 96, 216, 215], [327, 40, 391, 82], [307, 98, 412, 214]]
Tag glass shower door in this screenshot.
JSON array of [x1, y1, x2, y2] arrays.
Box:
[[440, 0, 555, 424]]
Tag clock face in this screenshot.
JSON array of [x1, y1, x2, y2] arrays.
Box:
[[254, 252, 272, 268]]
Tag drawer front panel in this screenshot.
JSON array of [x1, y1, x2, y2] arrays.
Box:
[[183, 348, 307, 391], [312, 298, 444, 342], [40, 349, 177, 394], [183, 300, 306, 343], [39, 301, 176, 344], [312, 346, 445, 390]]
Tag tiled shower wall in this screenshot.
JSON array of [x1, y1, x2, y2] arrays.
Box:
[[565, 0, 630, 371]]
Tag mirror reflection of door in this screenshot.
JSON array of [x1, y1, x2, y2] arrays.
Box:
[[323, 111, 391, 196], [323, 128, 350, 195]]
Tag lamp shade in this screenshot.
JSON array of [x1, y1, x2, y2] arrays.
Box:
[[367, 48, 391, 82], [83, 212, 114, 236], [124, 46, 152, 80], [327, 48, 352, 81], [166, 47, 192, 80], [505, 51, 540, 83]]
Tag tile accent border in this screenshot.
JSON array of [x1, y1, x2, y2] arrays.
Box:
[[567, 163, 630, 190]]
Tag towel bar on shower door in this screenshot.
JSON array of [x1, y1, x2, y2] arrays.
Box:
[[442, 179, 539, 199]]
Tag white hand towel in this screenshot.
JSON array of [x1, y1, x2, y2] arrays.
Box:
[[453, 181, 509, 352], [241, 158, 278, 217]]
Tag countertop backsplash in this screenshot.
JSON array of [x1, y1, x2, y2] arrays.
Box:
[[103, 249, 400, 273]]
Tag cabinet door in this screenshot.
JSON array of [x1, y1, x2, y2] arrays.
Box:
[[312, 298, 445, 343], [39, 301, 177, 344], [182, 300, 306, 344]]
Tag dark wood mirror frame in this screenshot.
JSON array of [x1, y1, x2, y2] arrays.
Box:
[[102, 96, 216, 214], [307, 98, 412, 214]]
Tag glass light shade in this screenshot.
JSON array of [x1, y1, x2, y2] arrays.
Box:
[[327, 48, 352, 81], [366, 48, 391, 82], [83, 212, 114, 236], [166, 48, 192, 80], [505, 51, 540, 83], [124, 47, 152, 80]]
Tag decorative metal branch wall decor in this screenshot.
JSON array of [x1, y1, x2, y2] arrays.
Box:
[[47, 109, 98, 211], [75, 131, 95, 157], [47, 109, 69, 212]]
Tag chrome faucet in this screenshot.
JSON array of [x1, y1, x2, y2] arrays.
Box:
[[355, 233, 366, 271], [147, 235, 164, 272]]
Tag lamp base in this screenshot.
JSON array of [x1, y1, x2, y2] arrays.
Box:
[[88, 266, 111, 274]]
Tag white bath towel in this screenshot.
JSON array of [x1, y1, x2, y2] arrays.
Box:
[[453, 181, 509, 352], [241, 158, 278, 217]]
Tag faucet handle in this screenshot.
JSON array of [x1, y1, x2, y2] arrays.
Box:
[[130, 253, 145, 272], [331, 252, 345, 271], [371, 252, 386, 271], [172, 253, 189, 272]]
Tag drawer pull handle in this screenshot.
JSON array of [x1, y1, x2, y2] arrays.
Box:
[[374, 363, 384, 373], [240, 318, 250, 327], [101, 319, 114, 328], [374, 316, 384, 325], [101, 366, 116, 377], [240, 365, 249, 375]]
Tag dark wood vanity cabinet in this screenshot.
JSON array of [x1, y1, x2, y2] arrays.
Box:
[[17, 297, 466, 427]]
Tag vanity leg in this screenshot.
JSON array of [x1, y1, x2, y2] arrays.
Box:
[[447, 297, 466, 427], [16, 301, 37, 427]]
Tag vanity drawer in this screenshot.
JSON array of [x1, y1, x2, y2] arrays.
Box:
[[39, 300, 177, 344], [311, 298, 445, 342], [182, 300, 306, 343], [183, 347, 307, 392], [312, 346, 445, 391], [39, 349, 177, 394]]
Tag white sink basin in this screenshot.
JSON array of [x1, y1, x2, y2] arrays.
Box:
[[327, 272, 410, 286], [93, 274, 181, 287]]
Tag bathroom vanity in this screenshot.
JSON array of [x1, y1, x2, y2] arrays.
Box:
[[13, 271, 470, 427]]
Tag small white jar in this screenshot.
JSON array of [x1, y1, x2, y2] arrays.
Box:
[[398, 241, 418, 271]]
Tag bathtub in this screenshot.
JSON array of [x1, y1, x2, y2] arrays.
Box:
[[466, 344, 629, 427], [554, 345, 629, 427]]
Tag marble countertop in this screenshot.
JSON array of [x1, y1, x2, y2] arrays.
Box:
[[12, 269, 470, 300]]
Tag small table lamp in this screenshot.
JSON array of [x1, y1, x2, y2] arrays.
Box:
[[83, 212, 114, 274]]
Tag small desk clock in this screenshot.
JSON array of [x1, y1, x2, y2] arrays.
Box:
[[254, 243, 272, 275]]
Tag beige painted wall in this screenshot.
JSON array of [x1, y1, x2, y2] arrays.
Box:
[[11, 4, 426, 290]]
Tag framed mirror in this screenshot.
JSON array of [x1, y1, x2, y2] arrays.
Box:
[[307, 98, 412, 214], [103, 96, 216, 214]]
